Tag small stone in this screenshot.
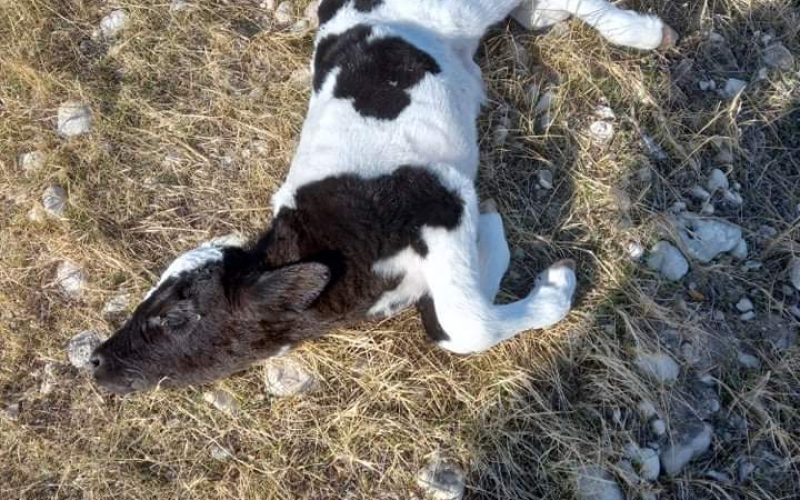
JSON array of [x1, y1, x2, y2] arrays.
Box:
[[274, 1, 294, 25], [638, 400, 658, 419], [631, 446, 661, 482], [264, 357, 317, 397], [627, 241, 645, 260], [67, 330, 104, 370], [635, 352, 680, 384], [203, 389, 239, 415], [689, 185, 711, 201], [740, 311, 755, 321], [731, 239, 748, 260], [2, 402, 20, 421], [651, 419, 666, 435], [721, 78, 747, 98], [57, 101, 92, 137], [707, 169, 729, 192], [537, 169, 553, 190], [533, 90, 555, 116], [675, 213, 746, 263], [210, 443, 233, 461], [55, 260, 86, 299], [762, 43, 795, 71], [788, 258, 800, 291], [290, 19, 309, 32], [735, 297, 754, 313], [669, 201, 687, 214], [594, 105, 616, 121], [698, 79, 716, 91], [742, 260, 762, 271], [712, 309, 725, 321], [646, 241, 689, 281], [737, 352, 761, 369], [660, 423, 713, 476], [42, 185, 67, 218], [102, 293, 131, 322], [588, 120, 615, 145], [99, 10, 129, 38], [304, 1, 319, 26], [417, 457, 465, 500], [575, 466, 624, 500], [169, 0, 191, 12], [699, 201, 715, 215], [756, 225, 778, 241], [19, 151, 46, 173], [738, 461, 756, 483]]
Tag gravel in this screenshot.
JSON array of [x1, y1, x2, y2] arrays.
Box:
[[721, 78, 747, 98]]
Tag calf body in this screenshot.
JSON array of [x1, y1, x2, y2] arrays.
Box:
[[92, 0, 675, 393]]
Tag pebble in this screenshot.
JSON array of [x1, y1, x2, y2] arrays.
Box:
[[99, 10, 129, 38], [170, 0, 191, 12], [721, 78, 747, 98], [210, 443, 233, 461], [651, 419, 666, 436], [42, 185, 67, 218], [533, 90, 555, 116], [675, 213, 746, 263], [706, 168, 729, 192], [721, 189, 743, 206], [788, 258, 800, 291], [706, 470, 732, 483], [762, 43, 795, 71], [274, 1, 294, 25], [537, 169, 553, 190], [67, 330, 104, 370], [660, 423, 713, 476], [635, 352, 680, 384], [594, 105, 616, 121], [575, 466, 624, 500], [737, 352, 761, 370], [646, 241, 689, 281], [416, 457, 466, 500], [19, 151, 46, 173], [689, 185, 711, 201], [742, 260, 762, 271], [627, 241, 645, 260], [57, 101, 92, 137], [55, 260, 86, 299], [638, 400, 658, 419], [588, 120, 615, 145], [699, 201, 715, 215], [203, 389, 239, 415], [698, 79, 716, 91], [102, 293, 131, 322], [624, 443, 661, 482], [264, 357, 317, 397], [740, 311, 755, 321], [2, 402, 20, 421], [735, 297, 754, 313]]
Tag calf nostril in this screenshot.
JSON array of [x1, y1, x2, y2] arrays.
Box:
[[89, 353, 103, 371]]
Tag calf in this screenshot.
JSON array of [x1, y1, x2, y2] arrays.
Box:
[[91, 0, 676, 394]]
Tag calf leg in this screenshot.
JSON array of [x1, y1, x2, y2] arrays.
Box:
[[478, 199, 511, 302]]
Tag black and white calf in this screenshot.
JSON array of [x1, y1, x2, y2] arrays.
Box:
[[92, 0, 676, 394]]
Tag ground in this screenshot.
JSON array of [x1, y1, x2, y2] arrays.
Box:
[[0, 1, 798, 499]]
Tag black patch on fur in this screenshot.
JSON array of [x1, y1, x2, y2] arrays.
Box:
[[256, 166, 462, 318], [313, 24, 441, 119], [417, 295, 449, 342], [318, 0, 384, 26]]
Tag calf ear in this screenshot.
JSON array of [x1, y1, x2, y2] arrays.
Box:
[[250, 263, 330, 311]]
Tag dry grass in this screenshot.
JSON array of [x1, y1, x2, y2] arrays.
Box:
[[1, 1, 798, 499]]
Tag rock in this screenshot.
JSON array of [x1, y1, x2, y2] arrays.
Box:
[[264, 357, 317, 397], [19, 151, 46, 173], [274, 1, 294, 25], [675, 213, 746, 263], [638, 400, 658, 419], [594, 105, 616, 121], [721, 78, 746, 98], [635, 352, 680, 383], [42, 185, 67, 218], [537, 169, 553, 190], [99, 10, 129, 38], [689, 185, 711, 201], [788, 258, 800, 291], [102, 293, 131, 322], [721, 189, 743, 206], [737, 352, 761, 369], [699, 201, 715, 215], [706, 169, 729, 192], [651, 419, 666, 436], [2, 402, 20, 421], [588, 120, 615, 145], [735, 297, 754, 313], [67, 330, 104, 370], [533, 90, 555, 116], [210, 443, 233, 461], [575, 466, 625, 500], [762, 43, 795, 71], [698, 79, 716, 91], [627, 241, 645, 260], [417, 457, 465, 500], [203, 390, 239, 415], [55, 260, 86, 299], [646, 241, 689, 281], [625, 443, 661, 482], [660, 423, 713, 476], [740, 311, 756, 321], [57, 101, 92, 137], [742, 260, 762, 271], [170, 0, 191, 12]]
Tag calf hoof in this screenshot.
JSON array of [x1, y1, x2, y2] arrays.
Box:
[[479, 198, 498, 214], [659, 24, 679, 49]]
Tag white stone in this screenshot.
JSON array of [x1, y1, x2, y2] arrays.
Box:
[[660, 423, 713, 476], [739, 311, 755, 321], [735, 297, 754, 313], [627, 241, 645, 260], [203, 390, 239, 415], [699, 201, 715, 215], [721, 78, 747, 98], [210, 443, 233, 461], [99, 10, 129, 38], [55, 260, 86, 299], [737, 352, 761, 369], [417, 458, 465, 500], [646, 241, 689, 281], [102, 293, 131, 321], [638, 400, 658, 419], [742, 260, 762, 271], [698, 80, 716, 91], [537, 169, 553, 190], [651, 419, 666, 436], [170, 0, 191, 12], [274, 1, 294, 24], [575, 466, 625, 500], [57, 101, 92, 137], [533, 90, 555, 116], [588, 120, 615, 145], [788, 258, 800, 291], [67, 330, 104, 370], [706, 169, 729, 192], [624, 445, 660, 482], [42, 185, 67, 218], [2, 402, 20, 421], [264, 357, 317, 397], [19, 151, 46, 173], [762, 43, 795, 71], [291, 19, 309, 32], [722, 189, 743, 206], [594, 105, 616, 121], [304, 1, 319, 26], [675, 213, 746, 263], [689, 185, 711, 201], [635, 352, 680, 383]]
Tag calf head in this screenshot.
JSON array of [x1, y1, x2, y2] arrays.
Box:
[[91, 248, 330, 394]]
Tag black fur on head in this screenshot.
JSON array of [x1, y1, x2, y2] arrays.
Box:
[[91, 247, 330, 394]]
